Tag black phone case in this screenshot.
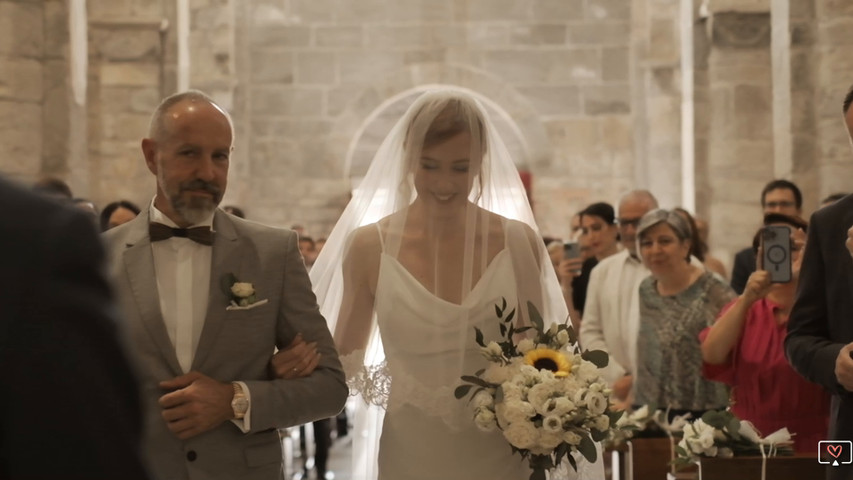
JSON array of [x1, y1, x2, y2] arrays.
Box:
[[762, 225, 792, 283]]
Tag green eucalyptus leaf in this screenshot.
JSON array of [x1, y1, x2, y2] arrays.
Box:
[[581, 349, 609, 368], [566, 454, 578, 472], [453, 384, 472, 399], [578, 434, 598, 463], [495, 303, 503, 319], [460, 375, 493, 388], [475, 327, 485, 347], [527, 301, 544, 332], [506, 308, 516, 323]]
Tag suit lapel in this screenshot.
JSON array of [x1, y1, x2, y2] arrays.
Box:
[[121, 211, 183, 376], [191, 210, 242, 371]]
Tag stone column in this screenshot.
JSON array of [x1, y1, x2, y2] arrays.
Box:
[[87, 0, 171, 206], [704, 2, 774, 262], [0, 1, 44, 183]]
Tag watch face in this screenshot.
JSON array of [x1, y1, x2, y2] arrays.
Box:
[[232, 397, 248, 413]]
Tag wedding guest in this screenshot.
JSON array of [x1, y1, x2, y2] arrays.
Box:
[[701, 213, 829, 452], [558, 202, 620, 327], [100, 200, 141, 231], [0, 177, 149, 480], [634, 209, 733, 417], [579, 190, 658, 407], [820, 192, 847, 208], [674, 208, 727, 279], [32, 176, 73, 200], [731, 180, 803, 294]]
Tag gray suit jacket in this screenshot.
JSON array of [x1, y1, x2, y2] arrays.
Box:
[[104, 207, 347, 480]]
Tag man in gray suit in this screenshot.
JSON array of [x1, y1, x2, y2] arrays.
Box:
[[104, 90, 347, 480]]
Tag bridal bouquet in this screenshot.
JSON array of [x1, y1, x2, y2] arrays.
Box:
[[673, 409, 793, 469], [455, 299, 624, 480]]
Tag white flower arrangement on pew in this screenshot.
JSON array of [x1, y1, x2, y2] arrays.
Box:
[[673, 409, 793, 469], [454, 298, 626, 480]]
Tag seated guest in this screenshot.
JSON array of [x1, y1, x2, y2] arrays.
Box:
[[700, 213, 829, 452], [820, 192, 847, 208], [32, 176, 73, 200], [634, 209, 733, 418], [100, 200, 141, 231]]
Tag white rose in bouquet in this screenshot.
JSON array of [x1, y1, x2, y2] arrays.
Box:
[[482, 363, 511, 384], [502, 400, 536, 424], [562, 430, 582, 446], [541, 397, 574, 417], [481, 341, 504, 360], [542, 415, 563, 434], [474, 407, 497, 432], [503, 422, 540, 450], [517, 338, 536, 354], [471, 389, 494, 409], [585, 391, 608, 416], [528, 381, 559, 414], [537, 431, 564, 450], [593, 414, 610, 431], [556, 329, 570, 346], [500, 381, 523, 401]]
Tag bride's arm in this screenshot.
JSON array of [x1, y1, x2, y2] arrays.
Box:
[[335, 226, 380, 357]]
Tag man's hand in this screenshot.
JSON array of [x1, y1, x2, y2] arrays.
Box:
[[835, 343, 853, 391], [612, 374, 633, 401], [269, 333, 320, 379], [158, 372, 234, 440]]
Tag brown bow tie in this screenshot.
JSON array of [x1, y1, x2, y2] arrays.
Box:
[[149, 222, 214, 246]]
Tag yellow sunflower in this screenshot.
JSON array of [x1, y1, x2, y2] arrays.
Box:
[[523, 348, 571, 378]]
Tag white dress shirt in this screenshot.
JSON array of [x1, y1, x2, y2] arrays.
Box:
[[579, 250, 647, 385], [149, 200, 253, 431], [150, 200, 213, 374]]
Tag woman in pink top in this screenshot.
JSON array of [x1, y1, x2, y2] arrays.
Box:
[[700, 213, 830, 453]]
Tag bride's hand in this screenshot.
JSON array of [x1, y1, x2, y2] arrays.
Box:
[[269, 333, 320, 379]]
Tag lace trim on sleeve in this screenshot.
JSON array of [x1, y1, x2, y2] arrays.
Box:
[[340, 349, 390, 409]]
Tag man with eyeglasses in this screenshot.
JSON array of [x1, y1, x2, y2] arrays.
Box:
[[579, 190, 658, 408], [730, 179, 803, 294]]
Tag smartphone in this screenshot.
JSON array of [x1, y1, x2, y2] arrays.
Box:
[[761, 225, 792, 283], [563, 242, 582, 275], [563, 242, 581, 261]]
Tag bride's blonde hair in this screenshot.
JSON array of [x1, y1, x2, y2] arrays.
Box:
[[401, 91, 489, 199]]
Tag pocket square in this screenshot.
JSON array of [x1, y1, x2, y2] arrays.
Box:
[[226, 299, 269, 311]]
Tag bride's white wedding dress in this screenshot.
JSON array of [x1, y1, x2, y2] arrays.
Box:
[[372, 229, 529, 479]]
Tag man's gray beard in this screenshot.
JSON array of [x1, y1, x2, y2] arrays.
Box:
[[173, 196, 217, 225]]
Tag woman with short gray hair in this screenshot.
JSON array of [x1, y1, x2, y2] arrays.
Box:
[[633, 209, 734, 418]]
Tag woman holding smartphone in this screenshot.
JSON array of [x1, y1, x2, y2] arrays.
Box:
[[700, 213, 829, 452], [558, 202, 620, 332]]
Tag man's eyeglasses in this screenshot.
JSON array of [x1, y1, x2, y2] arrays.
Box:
[[617, 218, 641, 228], [764, 201, 796, 209]]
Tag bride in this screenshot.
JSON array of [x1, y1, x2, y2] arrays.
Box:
[[302, 88, 603, 479]]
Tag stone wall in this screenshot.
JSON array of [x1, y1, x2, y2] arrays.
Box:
[[231, 0, 637, 239], [0, 1, 46, 183], [704, 4, 776, 265]]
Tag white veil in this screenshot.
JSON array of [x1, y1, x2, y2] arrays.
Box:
[[309, 87, 601, 479]]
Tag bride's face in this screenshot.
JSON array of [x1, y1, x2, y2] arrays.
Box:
[[414, 131, 481, 210]]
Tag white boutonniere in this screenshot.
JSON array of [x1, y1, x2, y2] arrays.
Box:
[[222, 273, 269, 310]]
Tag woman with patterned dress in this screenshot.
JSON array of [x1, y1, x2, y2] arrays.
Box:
[[633, 209, 734, 418]]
